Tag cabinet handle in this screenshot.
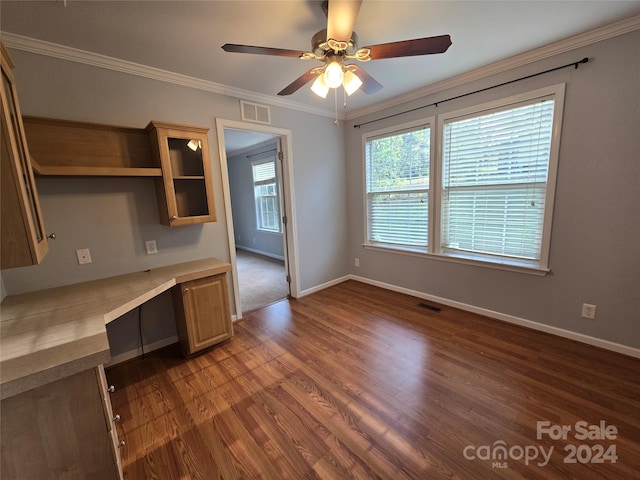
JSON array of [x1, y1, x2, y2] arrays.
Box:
[[183, 288, 189, 293], [171, 215, 177, 221], [46, 233, 56, 240], [113, 414, 121, 422], [107, 385, 115, 393], [118, 440, 126, 448]]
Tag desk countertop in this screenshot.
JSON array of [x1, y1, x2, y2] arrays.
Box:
[[0, 257, 231, 400]]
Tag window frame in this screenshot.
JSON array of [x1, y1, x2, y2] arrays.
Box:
[[251, 158, 281, 233], [363, 118, 435, 251], [362, 84, 565, 275]]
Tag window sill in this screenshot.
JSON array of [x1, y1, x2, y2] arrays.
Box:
[[362, 243, 550, 276]]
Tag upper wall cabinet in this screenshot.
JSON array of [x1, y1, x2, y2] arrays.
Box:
[[146, 122, 216, 226], [1, 44, 49, 269]]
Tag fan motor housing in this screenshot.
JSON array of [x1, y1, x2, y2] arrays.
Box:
[[312, 29, 358, 57]]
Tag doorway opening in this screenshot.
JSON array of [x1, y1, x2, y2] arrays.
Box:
[[216, 119, 299, 319]]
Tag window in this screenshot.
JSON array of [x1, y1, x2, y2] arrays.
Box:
[[365, 122, 432, 248], [252, 159, 280, 232], [441, 98, 555, 265], [364, 85, 565, 273]]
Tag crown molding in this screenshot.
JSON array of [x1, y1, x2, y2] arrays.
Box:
[[0, 31, 339, 120], [2, 13, 638, 124], [346, 14, 640, 121]]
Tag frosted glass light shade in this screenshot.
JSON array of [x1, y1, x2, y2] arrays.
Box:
[[311, 75, 330, 98], [343, 70, 363, 96], [324, 61, 344, 89]]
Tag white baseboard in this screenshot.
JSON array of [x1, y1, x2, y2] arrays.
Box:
[[348, 275, 640, 359], [236, 245, 285, 261], [298, 275, 351, 298], [106, 335, 179, 366], [106, 276, 639, 365]]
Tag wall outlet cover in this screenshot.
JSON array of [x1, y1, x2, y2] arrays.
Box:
[[145, 240, 158, 255], [582, 303, 597, 319], [76, 248, 92, 265]]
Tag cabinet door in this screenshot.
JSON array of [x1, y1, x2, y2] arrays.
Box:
[[174, 274, 233, 355], [0, 368, 121, 480], [1, 44, 48, 269], [148, 122, 216, 226]]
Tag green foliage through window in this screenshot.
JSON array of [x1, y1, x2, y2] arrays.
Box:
[[366, 126, 430, 247]]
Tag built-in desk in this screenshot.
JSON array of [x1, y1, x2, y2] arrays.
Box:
[[0, 257, 231, 480], [0, 257, 231, 399]]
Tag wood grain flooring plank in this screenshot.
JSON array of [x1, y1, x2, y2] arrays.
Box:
[[107, 280, 640, 479]]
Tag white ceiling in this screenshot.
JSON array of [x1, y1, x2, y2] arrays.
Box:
[[1, 0, 639, 123], [223, 129, 277, 156]]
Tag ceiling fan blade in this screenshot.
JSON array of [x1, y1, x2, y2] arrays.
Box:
[[222, 44, 307, 58], [326, 0, 362, 42], [277, 69, 320, 96], [366, 35, 452, 60], [349, 65, 383, 94]]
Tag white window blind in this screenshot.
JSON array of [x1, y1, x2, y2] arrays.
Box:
[[252, 160, 280, 232], [252, 161, 276, 185], [365, 125, 430, 248], [441, 98, 555, 263]]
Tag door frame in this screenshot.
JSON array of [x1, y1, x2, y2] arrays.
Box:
[[215, 118, 300, 320]]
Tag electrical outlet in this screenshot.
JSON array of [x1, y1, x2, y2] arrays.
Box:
[[582, 303, 597, 319], [76, 248, 92, 265], [145, 240, 158, 255], [354, 258, 360, 267]]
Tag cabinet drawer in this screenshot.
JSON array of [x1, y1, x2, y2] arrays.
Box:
[[96, 365, 124, 478]]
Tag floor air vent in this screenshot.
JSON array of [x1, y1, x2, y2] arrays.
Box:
[[418, 302, 442, 312]]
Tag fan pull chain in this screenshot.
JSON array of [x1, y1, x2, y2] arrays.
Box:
[[334, 88, 339, 125]]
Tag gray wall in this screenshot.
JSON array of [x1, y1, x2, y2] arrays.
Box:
[[2, 29, 637, 357], [228, 140, 285, 259], [346, 30, 640, 350], [1, 48, 349, 358]]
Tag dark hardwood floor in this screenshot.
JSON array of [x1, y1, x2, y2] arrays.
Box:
[[106, 280, 640, 479]]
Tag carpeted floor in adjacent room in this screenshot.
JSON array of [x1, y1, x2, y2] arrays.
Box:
[[235, 248, 288, 313]]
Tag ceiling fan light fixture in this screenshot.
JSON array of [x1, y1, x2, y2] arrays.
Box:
[[324, 61, 344, 89], [343, 69, 363, 96], [311, 75, 330, 98]]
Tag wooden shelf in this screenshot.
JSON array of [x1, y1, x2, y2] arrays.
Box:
[[31, 163, 162, 177], [23, 116, 159, 177]]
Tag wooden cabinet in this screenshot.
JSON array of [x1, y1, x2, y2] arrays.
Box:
[[147, 121, 216, 226], [1, 44, 48, 269], [172, 274, 233, 355], [0, 366, 123, 480]]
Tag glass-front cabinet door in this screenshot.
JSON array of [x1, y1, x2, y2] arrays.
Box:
[[1, 43, 49, 269], [147, 122, 216, 226]]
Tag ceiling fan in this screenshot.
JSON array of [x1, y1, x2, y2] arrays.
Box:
[[221, 0, 452, 99]]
